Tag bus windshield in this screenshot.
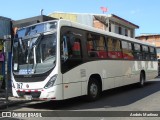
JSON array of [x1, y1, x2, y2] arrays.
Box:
[[13, 22, 57, 75]]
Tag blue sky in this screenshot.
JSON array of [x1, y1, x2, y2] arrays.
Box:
[[0, 0, 160, 36]]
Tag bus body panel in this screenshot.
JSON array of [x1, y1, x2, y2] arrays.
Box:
[[145, 61, 158, 80], [62, 60, 157, 100], [12, 20, 158, 101]]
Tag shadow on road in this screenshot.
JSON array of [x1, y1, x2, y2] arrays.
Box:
[[26, 80, 160, 110]]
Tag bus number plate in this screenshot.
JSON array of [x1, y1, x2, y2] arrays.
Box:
[[17, 83, 23, 89], [24, 95, 32, 100]]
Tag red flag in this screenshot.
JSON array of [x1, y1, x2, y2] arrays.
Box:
[[100, 7, 108, 13]]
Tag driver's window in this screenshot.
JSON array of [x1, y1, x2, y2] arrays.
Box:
[[61, 36, 69, 61], [60, 27, 83, 73], [61, 31, 82, 61]]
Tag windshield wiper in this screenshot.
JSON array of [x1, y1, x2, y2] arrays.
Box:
[[19, 38, 25, 54], [26, 34, 43, 63], [26, 33, 43, 74]]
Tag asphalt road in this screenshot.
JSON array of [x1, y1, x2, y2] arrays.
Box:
[[2, 78, 160, 120]]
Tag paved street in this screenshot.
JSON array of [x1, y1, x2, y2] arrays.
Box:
[[0, 90, 7, 110], [1, 78, 160, 120]]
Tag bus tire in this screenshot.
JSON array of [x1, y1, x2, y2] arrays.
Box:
[[138, 72, 145, 87], [87, 78, 101, 101]]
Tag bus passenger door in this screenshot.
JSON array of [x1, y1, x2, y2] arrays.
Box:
[[60, 30, 84, 99]]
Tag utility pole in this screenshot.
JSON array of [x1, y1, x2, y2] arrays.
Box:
[[3, 35, 11, 108], [40, 9, 43, 16]]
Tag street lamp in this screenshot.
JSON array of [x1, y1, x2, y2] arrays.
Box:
[[3, 35, 11, 107]]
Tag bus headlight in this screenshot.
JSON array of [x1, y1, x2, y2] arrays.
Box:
[[44, 74, 58, 89]]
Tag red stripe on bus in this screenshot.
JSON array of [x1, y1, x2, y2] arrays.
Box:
[[28, 90, 31, 92], [34, 90, 38, 92], [51, 97, 56, 99]]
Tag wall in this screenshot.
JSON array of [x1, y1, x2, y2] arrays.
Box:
[[136, 35, 160, 47], [49, 12, 137, 38], [93, 20, 107, 30], [0, 16, 11, 39], [49, 13, 93, 27], [0, 16, 11, 87]]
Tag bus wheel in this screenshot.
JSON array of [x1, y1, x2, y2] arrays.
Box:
[[138, 72, 145, 87], [87, 78, 100, 101]]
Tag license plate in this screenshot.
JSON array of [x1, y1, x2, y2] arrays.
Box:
[[24, 95, 32, 100], [17, 83, 23, 89]]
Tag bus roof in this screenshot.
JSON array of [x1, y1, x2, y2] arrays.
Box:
[[18, 19, 155, 47], [59, 19, 155, 47]]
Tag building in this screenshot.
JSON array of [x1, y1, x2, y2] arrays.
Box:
[[49, 12, 139, 38], [136, 34, 160, 58], [12, 15, 56, 28], [0, 16, 12, 87]]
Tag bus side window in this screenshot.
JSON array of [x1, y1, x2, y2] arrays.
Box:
[[61, 36, 69, 62], [114, 39, 122, 59], [133, 43, 142, 60], [150, 47, 157, 60], [154, 48, 157, 60], [107, 38, 122, 59], [61, 32, 82, 60], [142, 45, 149, 60], [122, 41, 134, 60], [87, 33, 96, 58], [72, 38, 81, 58], [107, 38, 114, 58], [87, 33, 107, 58], [147, 46, 150, 60]]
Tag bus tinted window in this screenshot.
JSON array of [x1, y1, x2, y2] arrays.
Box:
[[134, 43, 141, 51], [142, 46, 148, 52], [133, 43, 142, 60], [150, 47, 155, 53], [87, 33, 107, 58], [142, 46, 150, 60], [107, 38, 122, 59], [60, 27, 84, 60], [150, 47, 157, 60], [122, 41, 134, 60], [60, 27, 84, 73]]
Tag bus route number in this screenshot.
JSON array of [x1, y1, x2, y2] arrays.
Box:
[[17, 83, 23, 89]]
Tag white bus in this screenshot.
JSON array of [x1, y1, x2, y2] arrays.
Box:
[[12, 19, 158, 101]]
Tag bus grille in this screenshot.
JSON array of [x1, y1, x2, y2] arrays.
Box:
[[17, 91, 41, 98]]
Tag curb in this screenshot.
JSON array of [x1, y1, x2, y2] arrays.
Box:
[[0, 98, 29, 110]]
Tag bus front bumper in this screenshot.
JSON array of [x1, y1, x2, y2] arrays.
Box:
[[12, 84, 63, 101]]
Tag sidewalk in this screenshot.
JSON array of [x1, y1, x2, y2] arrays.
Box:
[[0, 89, 28, 110]]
